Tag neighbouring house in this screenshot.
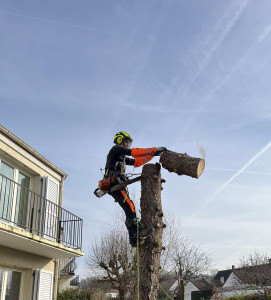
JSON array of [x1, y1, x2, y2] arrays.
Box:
[[168, 262, 271, 300], [169, 276, 214, 300], [106, 289, 119, 298], [0, 125, 84, 300], [160, 273, 179, 299], [186, 278, 214, 300], [211, 263, 271, 299]]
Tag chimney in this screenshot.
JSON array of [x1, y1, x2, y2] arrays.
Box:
[[220, 276, 224, 284], [232, 265, 235, 269]]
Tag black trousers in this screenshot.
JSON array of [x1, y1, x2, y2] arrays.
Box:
[[110, 188, 136, 219]]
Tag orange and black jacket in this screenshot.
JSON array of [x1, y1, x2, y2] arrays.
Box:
[[104, 145, 156, 177]]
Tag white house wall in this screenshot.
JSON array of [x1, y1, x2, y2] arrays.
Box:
[[0, 245, 54, 299], [184, 281, 200, 300], [223, 272, 240, 288]]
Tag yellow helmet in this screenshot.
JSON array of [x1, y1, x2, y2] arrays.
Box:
[[114, 131, 133, 146]]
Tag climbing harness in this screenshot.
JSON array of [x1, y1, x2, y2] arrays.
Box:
[[94, 171, 156, 198]]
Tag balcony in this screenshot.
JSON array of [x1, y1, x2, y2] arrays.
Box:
[[0, 173, 83, 258], [70, 275, 80, 287], [60, 257, 76, 276]]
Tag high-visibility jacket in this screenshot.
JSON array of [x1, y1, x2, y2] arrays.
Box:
[[104, 145, 156, 177]]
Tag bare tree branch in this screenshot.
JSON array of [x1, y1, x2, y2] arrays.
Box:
[[85, 214, 137, 300]]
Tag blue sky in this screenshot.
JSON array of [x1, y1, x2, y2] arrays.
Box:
[[1, 0, 271, 277]]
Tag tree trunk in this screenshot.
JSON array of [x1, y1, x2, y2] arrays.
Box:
[[159, 150, 205, 179], [118, 287, 125, 300], [180, 278, 184, 300], [140, 163, 164, 300]]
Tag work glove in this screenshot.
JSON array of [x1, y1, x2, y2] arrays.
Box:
[[154, 147, 167, 156]]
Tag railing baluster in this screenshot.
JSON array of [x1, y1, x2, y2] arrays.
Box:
[[0, 176, 2, 219], [0, 173, 82, 250], [3, 177, 8, 220]]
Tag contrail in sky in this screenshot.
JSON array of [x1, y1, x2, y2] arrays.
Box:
[[186, 141, 271, 222], [182, 15, 271, 134], [0, 9, 127, 37], [209, 167, 271, 176], [173, 0, 248, 106]]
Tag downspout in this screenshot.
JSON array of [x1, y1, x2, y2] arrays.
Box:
[[53, 175, 65, 300], [53, 259, 60, 300]]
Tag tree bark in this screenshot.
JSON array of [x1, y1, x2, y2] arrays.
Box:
[[140, 163, 164, 300], [159, 150, 205, 179], [118, 287, 125, 300], [180, 278, 185, 300]]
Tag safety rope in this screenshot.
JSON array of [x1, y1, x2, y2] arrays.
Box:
[[123, 190, 128, 203], [158, 283, 174, 300], [136, 219, 140, 300]]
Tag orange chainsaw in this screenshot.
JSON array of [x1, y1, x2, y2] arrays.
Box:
[[94, 172, 156, 198]]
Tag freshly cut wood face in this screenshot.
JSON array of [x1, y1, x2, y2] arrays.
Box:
[[159, 150, 205, 179]]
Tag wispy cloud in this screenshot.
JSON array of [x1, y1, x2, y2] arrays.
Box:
[[182, 15, 271, 133], [257, 24, 271, 43], [221, 221, 271, 264], [106, 0, 175, 129], [188, 217, 270, 233], [186, 141, 271, 222], [0, 9, 127, 37], [173, 0, 249, 106]]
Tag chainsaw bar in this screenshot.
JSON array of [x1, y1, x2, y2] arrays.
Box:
[[109, 171, 155, 192], [94, 171, 156, 198]]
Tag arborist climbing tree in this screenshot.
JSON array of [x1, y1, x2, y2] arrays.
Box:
[[94, 131, 167, 247], [94, 131, 205, 300]]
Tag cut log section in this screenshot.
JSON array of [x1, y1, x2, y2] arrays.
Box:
[[159, 150, 205, 179]]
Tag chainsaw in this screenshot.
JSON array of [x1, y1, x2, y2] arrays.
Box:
[[94, 172, 155, 198]]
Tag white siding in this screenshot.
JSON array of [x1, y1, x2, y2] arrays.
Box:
[[223, 272, 240, 287], [184, 281, 200, 300]]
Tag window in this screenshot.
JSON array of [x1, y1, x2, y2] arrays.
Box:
[[0, 162, 14, 221], [15, 172, 30, 227], [0, 160, 30, 228], [0, 268, 21, 300], [0, 269, 3, 295]]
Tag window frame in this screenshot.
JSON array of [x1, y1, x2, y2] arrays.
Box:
[[0, 158, 32, 228], [0, 267, 22, 300]]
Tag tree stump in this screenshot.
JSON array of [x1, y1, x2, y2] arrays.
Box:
[[140, 163, 163, 300], [159, 150, 205, 179]]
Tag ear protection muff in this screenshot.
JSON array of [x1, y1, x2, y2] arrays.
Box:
[[116, 135, 123, 144], [113, 131, 132, 145]]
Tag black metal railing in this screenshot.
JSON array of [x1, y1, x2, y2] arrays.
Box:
[[60, 258, 76, 275], [70, 275, 80, 287], [0, 173, 83, 250]]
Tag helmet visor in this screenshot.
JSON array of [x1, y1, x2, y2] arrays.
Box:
[[123, 138, 133, 149]]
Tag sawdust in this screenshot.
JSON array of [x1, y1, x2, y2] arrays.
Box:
[[198, 145, 206, 159]]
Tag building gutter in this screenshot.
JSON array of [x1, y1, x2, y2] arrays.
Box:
[[0, 125, 67, 179]]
